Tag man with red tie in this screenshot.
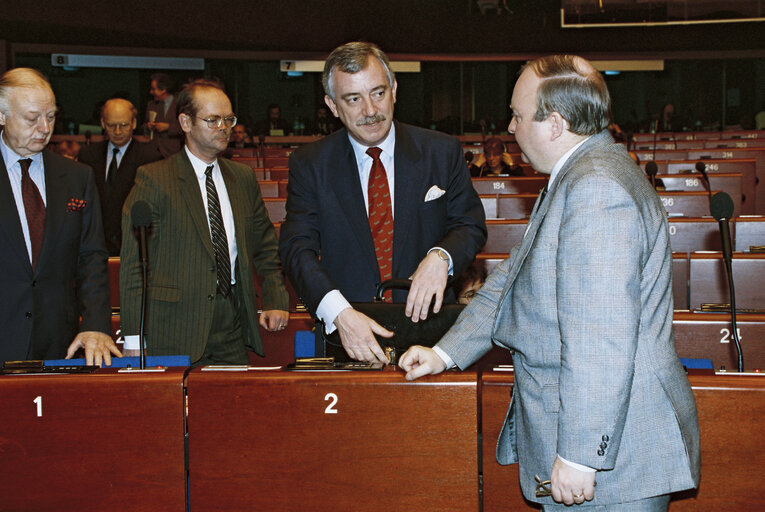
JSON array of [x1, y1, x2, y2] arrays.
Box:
[[279, 42, 486, 363], [0, 68, 119, 365]]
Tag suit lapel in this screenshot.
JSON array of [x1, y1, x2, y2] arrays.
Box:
[[328, 132, 379, 273], [219, 159, 245, 261], [392, 122, 424, 275], [0, 154, 32, 272], [37, 151, 69, 274], [177, 152, 215, 260]]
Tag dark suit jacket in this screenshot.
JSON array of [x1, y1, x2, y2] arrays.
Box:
[[145, 97, 183, 158], [279, 122, 487, 313], [120, 150, 289, 361], [78, 139, 162, 256], [0, 150, 111, 362]]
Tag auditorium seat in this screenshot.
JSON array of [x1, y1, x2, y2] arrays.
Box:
[[667, 218, 727, 253], [734, 216, 765, 251], [687, 149, 764, 214], [634, 149, 689, 162], [231, 156, 261, 169], [258, 180, 279, 198], [483, 219, 527, 252], [226, 147, 257, 158], [471, 176, 547, 195], [705, 139, 765, 149], [666, 159, 755, 214], [659, 191, 725, 217], [673, 311, 765, 371], [263, 147, 295, 158], [689, 252, 765, 311], [263, 198, 287, 223], [268, 168, 289, 181], [659, 172, 742, 206], [673, 253, 690, 310], [261, 156, 290, 168], [108, 257, 120, 311]]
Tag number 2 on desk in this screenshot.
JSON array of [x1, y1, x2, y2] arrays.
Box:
[[324, 392, 338, 414], [33, 396, 42, 417]]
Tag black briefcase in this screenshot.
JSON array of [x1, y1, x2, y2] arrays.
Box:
[[320, 279, 465, 363]]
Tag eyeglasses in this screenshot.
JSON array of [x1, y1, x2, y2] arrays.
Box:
[[196, 115, 237, 129]]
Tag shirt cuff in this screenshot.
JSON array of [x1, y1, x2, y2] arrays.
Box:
[[316, 290, 352, 335], [558, 455, 596, 473], [122, 335, 144, 350], [428, 247, 454, 275], [432, 345, 456, 369]]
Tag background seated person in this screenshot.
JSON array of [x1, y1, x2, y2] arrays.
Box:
[[469, 137, 523, 177]]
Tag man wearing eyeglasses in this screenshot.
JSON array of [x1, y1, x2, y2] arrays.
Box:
[[120, 79, 289, 364], [78, 98, 161, 256]]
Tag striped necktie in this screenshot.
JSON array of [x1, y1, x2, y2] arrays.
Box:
[[205, 165, 231, 297]]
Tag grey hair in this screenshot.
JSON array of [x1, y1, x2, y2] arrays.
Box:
[[0, 68, 54, 116], [322, 42, 395, 101]]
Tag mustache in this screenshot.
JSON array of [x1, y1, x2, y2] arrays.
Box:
[[356, 114, 386, 126]]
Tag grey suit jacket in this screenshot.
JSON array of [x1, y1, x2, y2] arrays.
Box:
[[120, 150, 288, 361], [438, 131, 700, 505]]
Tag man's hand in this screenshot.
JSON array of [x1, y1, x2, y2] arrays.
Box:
[[65, 331, 122, 367], [406, 251, 449, 323], [501, 152, 515, 167], [550, 456, 596, 506], [472, 153, 487, 168], [153, 121, 170, 133], [334, 308, 393, 364], [399, 346, 446, 380], [260, 310, 290, 332]]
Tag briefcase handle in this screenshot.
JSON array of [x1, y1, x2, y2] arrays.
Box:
[[374, 279, 413, 301]]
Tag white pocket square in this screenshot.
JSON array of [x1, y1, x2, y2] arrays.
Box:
[[424, 185, 446, 202]]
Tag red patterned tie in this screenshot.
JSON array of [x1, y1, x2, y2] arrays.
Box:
[[19, 158, 46, 269], [366, 147, 394, 301]]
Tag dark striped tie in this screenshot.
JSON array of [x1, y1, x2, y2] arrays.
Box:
[[205, 165, 231, 297], [19, 158, 45, 269]]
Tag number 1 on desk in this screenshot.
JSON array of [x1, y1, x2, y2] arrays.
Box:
[[33, 395, 42, 417]]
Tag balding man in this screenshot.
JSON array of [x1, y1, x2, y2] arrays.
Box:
[[401, 55, 700, 510], [0, 68, 120, 365], [78, 98, 161, 256]]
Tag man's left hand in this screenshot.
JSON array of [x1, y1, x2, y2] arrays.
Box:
[[550, 456, 596, 506], [260, 310, 290, 332], [405, 251, 449, 323], [65, 331, 122, 367]]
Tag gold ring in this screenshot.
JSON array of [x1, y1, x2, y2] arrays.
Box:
[[572, 492, 584, 499]]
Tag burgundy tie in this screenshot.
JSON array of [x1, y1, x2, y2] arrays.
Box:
[[366, 147, 394, 301], [19, 158, 46, 269]]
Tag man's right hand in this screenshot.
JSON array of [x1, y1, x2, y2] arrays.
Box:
[[334, 308, 393, 364], [399, 346, 447, 380]]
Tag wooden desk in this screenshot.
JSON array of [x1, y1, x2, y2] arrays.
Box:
[[0, 368, 186, 511], [186, 368, 478, 511], [480, 370, 765, 511]]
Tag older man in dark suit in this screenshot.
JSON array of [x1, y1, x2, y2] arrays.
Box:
[[0, 68, 119, 365], [121, 79, 289, 364], [78, 98, 161, 256], [279, 42, 486, 364]]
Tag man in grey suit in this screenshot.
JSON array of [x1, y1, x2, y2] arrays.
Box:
[[401, 55, 700, 510]]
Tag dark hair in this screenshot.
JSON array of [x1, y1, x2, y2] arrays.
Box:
[[483, 137, 505, 156], [322, 42, 395, 100], [176, 78, 226, 119], [150, 73, 174, 93], [521, 55, 611, 136]]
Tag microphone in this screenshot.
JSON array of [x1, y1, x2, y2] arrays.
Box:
[[695, 161, 712, 202], [645, 161, 658, 189], [131, 201, 152, 370], [710, 192, 743, 372]]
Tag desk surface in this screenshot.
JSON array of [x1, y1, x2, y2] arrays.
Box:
[[186, 367, 478, 512], [480, 369, 765, 511], [0, 368, 187, 511]]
